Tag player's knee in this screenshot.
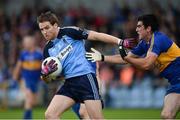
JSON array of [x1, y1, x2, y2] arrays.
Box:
[[45, 111, 55, 119], [28, 99, 36, 107], [79, 108, 89, 119], [45, 111, 54, 119], [45, 110, 61, 119], [32, 99, 37, 106], [45, 110, 49, 119], [161, 110, 176, 119]]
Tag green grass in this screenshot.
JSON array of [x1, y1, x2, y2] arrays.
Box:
[[0, 107, 180, 119]]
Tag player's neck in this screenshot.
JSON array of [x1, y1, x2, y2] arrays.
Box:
[[29, 47, 36, 52], [51, 27, 60, 41], [55, 27, 60, 38], [145, 33, 153, 43]]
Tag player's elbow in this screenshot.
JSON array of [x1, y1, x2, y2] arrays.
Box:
[[142, 53, 157, 70], [140, 57, 154, 70]]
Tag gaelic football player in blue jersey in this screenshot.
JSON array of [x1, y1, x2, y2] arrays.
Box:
[[13, 35, 43, 119], [37, 11, 136, 119], [87, 14, 180, 119]]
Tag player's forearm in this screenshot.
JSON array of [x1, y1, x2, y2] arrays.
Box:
[[88, 31, 122, 45], [124, 56, 152, 70], [40, 75, 51, 83], [104, 55, 127, 64], [13, 66, 21, 80], [12, 72, 19, 80]]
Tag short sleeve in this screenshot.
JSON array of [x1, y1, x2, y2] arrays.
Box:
[[19, 51, 24, 61], [149, 33, 172, 56], [131, 40, 146, 56]]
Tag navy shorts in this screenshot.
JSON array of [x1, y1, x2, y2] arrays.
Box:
[[166, 83, 180, 95], [161, 57, 180, 95], [56, 73, 101, 103], [24, 79, 39, 93]]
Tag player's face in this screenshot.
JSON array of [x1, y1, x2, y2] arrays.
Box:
[[23, 36, 35, 50], [136, 21, 148, 40], [39, 21, 58, 41]]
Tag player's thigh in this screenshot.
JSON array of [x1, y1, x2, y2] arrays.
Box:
[[79, 103, 89, 119], [24, 88, 36, 101], [80, 103, 87, 113], [84, 100, 103, 119], [162, 93, 180, 114], [46, 95, 75, 115]]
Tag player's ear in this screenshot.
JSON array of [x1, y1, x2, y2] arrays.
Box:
[[54, 23, 58, 28], [147, 26, 152, 32]]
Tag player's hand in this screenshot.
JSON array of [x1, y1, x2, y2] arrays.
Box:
[[41, 59, 58, 76], [40, 75, 52, 83], [41, 74, 62, 83], [86, 48, 104, 62], [118, 43, 128, 59], [120, 38, 138, 49]]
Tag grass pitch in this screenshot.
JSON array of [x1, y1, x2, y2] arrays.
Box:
[[0, 107, 180, 119]]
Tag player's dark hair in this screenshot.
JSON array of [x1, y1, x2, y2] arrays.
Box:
[[138, 14, 159, 32], [37, 11, 59, 25]]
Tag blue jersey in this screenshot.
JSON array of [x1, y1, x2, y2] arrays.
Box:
[[131, 31, 180, 85], [43, 27, 95, 79], [85, 41, 97, 72], [19, 49, 43, 82]]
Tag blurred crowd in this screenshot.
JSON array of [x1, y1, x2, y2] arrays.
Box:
[[0, 0, 179, 108]]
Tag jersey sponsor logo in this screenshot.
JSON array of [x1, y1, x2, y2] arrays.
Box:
[[57, 44, 73, 60]]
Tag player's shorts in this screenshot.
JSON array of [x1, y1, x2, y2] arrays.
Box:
[[166, 83, 180, 95], [56, 73, 101, 103], [160, 57, 180, 95], [24, 78, 39, 93]]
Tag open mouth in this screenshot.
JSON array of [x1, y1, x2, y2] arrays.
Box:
[[45, 35, 48, 38]]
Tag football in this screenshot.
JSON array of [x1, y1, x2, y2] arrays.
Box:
[[41, 56, 62, 78]]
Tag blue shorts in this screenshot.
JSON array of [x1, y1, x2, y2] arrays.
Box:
[[24, 79, 39, 93], [166, 83, 180, 95], [160, 58, 180, 95], [56, 73, 101, 103]]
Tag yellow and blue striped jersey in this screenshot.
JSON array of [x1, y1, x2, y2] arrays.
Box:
[[19, 49, 43, 81], [131, 31, 180, 85]]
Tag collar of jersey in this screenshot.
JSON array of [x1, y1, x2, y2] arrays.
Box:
[[50, 38, 59, 45]]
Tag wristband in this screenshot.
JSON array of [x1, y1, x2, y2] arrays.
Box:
[[118, 46, 127, 59], [101, 55, 105, 61], [118, 39, 123, 45]]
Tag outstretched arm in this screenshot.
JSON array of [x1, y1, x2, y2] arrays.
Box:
[[87, 31, 137, 49], [86, 48, 127, 64], [60, 27, 137, 49], [87, 31, 121, 45], [124, 51, 157, 70], [104, 55, 127, 64], [61, 27, 137, 49]]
